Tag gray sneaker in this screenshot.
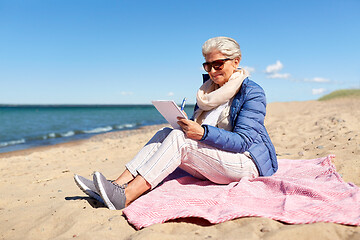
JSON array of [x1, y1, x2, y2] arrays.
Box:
[[93, 171, 127, 210], [74, 174, 104, 203]]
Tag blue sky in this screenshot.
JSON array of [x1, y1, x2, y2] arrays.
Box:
[[1, 0, 359, 105]]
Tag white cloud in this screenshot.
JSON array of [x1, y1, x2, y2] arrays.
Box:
[[312, 88, 326, 95], [265, 60, 283, 74], [265, 60, 291, 79], [267, 73, 291, 79], [305, 77, 330, 83], [167, 92, 174, 96], [120, 91, 134, 96], [241, 66, 255, 74]]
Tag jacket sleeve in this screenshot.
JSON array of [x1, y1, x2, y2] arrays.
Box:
[[199, 86, 266, 153]]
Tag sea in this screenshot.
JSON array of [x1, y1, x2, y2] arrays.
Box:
[[0, 104, 194, 154]]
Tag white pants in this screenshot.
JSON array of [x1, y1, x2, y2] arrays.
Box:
[[126, 127, 259, 189]]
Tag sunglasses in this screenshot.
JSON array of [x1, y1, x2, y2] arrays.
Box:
[[202, 58, 232, 72]]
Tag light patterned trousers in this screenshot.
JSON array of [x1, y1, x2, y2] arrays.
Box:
[[126, 127, 259, 189]]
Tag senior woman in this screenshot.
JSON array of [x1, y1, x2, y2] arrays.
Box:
[[74, 36, 278, 210]]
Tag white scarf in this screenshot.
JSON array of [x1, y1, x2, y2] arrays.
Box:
[[201, 101, 230, 126], [194, 69, 249, 128]]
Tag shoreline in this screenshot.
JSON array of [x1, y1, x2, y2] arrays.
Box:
[[0, 124, 168, 158], [0, 104, 196, 155]]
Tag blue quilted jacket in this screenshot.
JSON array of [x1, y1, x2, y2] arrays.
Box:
[[195, 75, 278, 176]]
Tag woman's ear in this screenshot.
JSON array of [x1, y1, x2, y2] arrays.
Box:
[[233, 57, 240, 68]]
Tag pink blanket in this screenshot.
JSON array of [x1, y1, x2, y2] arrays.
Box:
[[123, 155, 360, 229]]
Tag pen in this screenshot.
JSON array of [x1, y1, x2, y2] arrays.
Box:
[[180, 97, 186, 111]]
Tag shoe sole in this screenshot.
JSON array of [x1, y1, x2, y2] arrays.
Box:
[[94, 172, 116, 210], [74, 175, 104, 203]]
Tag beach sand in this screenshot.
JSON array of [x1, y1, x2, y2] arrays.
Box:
[[1, 98, 359, 240]]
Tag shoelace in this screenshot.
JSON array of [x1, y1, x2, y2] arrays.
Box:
[[110, 181, 128, 189]]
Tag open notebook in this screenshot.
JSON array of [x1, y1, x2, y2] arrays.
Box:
[[152, 100, 188, 129]]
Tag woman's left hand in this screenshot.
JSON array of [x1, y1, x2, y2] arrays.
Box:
[[177, 117, 204, 140]]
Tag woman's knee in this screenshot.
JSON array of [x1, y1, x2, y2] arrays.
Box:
[[144, 127, 173, 145], [157, 127, 173, 134], [152, 127, 173, 139], [170, 128, 183, 135]]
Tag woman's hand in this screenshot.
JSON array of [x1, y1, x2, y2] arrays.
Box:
[[177, 117, 204, 140]]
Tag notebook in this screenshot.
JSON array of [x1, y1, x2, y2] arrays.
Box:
[[151, 100, 188, 129]]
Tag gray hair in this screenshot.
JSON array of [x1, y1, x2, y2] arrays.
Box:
[[202, 36, 241, 60]]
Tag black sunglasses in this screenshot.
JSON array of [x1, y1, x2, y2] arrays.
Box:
[[202, 58, 232, 72]]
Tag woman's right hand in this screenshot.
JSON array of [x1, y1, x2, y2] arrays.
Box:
[[177, 117, 204, 141]]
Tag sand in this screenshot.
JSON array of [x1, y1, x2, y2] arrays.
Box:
[[0, 98, 359, 240]]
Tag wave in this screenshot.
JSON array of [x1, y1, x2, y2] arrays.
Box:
[[0, 138, 26, 147], [84, 126, 113, 134], [114, 123, 136, 129], [43, 132, 75, 139], [0, 122, 139, 150], [84, 123, 137, 134], [61, 131, 76, 137], [48, 133, 56, 138]]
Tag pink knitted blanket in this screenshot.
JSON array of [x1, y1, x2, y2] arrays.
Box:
[[123, 155, 360, 229]]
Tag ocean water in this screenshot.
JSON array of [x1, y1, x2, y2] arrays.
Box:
[[0, 105, 194, 153]]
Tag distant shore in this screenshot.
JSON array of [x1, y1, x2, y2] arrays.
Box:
[[0, 98, 359, 240]]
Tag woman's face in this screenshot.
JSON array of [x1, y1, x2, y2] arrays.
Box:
[[205, 50, 240, 86]]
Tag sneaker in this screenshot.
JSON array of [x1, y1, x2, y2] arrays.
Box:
[[93, 171, 127, 210], [74, 174, 104, 203]]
